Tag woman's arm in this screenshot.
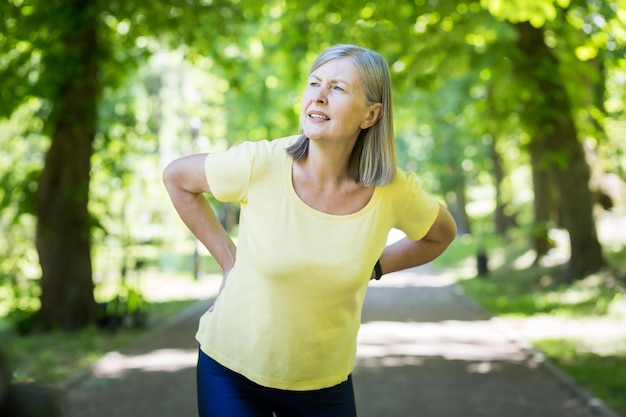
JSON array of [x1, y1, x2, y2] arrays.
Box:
[[373, 203, 457, 278], [162, 154, 237, 274]]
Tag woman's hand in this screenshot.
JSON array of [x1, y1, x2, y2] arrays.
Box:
[[208, 268, 231, 312]]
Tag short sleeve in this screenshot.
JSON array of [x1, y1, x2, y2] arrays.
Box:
[[394, 171, 441, 241], [204, 141, 255, 202]]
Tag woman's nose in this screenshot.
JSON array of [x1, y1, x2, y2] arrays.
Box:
[[313, 86, 327, 103]]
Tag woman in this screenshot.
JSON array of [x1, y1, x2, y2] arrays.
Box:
[[163, 44, 457, 417]]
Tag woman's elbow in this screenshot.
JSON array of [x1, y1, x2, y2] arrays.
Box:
[[432, 204, 457, 247], [162, 160, 182, 193], [162, 154, 210, 194], [442, 207, 457, 242]]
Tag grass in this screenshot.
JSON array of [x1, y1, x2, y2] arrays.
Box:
[[5, 324, 142, 383], [435, 229, 626, 416], [1, 264, 222, 385], [535, 338, 626, 413]]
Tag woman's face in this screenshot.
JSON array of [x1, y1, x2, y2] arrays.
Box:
[[301, 57, 380, 146]]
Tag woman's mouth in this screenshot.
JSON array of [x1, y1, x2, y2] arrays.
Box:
[[308, 111, 330, 121]]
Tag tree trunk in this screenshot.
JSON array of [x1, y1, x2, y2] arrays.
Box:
[[528, 142, 555, 260], [549, 119, 605, 280], [514, 22, 605, 280], [35, 0, 99, 331]]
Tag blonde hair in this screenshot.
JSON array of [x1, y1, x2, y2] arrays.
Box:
[[286, 44, 396, 186]]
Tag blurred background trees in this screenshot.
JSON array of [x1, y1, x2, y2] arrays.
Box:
[[0, 0, 624, 331]]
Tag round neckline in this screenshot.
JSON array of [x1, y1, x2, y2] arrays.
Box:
[[285, 156, 380, 220]]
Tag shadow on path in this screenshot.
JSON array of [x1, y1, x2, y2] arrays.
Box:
[[64, 303, 208, 417], [353, 266, 601, 417], [64, 266, 610, 417]]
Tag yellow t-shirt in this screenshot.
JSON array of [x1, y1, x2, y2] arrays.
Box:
[[196, 135, 440, 390]]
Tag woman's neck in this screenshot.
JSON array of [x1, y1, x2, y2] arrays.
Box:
[[301, 140, 355, 187]]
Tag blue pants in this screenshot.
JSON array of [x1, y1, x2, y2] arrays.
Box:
[[196, 349, 357, 417]]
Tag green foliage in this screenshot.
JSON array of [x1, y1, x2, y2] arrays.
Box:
[[482, 0, 571, 27], [606, 245, 626, 269], [1, 0, 625, 329], [0, 99, 48, 321], [97, 284, 150, 331]]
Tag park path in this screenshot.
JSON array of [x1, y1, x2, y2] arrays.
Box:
[[352, 266, 614, 417], [63, 265, 617, 417]]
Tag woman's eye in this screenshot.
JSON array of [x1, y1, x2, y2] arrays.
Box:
[[332, 86, 344, 92]]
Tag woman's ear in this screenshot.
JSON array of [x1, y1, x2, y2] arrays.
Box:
[[361, 103, 382, 129]]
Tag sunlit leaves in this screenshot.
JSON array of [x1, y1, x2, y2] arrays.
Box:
[[0, 99, 47, 289], [576, 44, 599, 60], [482, 0, 570, 27]]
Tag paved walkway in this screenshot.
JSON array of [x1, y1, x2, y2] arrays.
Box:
[[63, 266, 620, 417]]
